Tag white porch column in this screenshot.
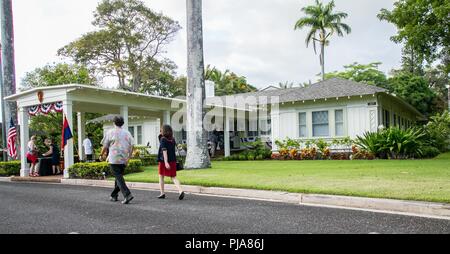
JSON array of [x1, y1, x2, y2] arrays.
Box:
[[271, 104, 280, 152], [63, 100, 74, 179], [163, 110, 171, 126], [77, 112, 85, 161], [120, 106, 129, 131], [224, 113, 231, 157], [19, 107, 29, 177]]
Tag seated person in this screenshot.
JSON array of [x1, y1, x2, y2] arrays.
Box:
[[42, 138, 61, 175]]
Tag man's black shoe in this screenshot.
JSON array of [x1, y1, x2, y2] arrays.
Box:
[[158, 194, 166, 199], [110, 196, 118, 202], [122, 195, 134, 204], [179, 192, 185, 200]]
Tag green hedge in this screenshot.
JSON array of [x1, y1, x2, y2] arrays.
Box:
[[139, 155, 158, 166], [0, 161, 21, 176], [69, 159, 144, 179]]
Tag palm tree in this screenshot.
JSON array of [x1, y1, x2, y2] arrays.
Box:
[[185, 0, 211, 169], [205, 65, 257, 96], [294, 0, 351, 81], [278, 81, 295, 89]]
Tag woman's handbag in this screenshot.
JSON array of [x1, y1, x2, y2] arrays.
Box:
[[176, 160, 184, 171], [175, 142, 184, 171]]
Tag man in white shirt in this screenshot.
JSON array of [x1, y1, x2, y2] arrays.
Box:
[[83, 134, 94, 162]]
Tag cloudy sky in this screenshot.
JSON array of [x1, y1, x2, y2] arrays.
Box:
[[12, 0, 402, 90]]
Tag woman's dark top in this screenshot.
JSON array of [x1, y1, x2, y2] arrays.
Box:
[[157, 137, 177, 163], [51, 144, 60, 165]]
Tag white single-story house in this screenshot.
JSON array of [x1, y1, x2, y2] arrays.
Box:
[[243, 78, 424, 148], [5, 77, 424, 177]]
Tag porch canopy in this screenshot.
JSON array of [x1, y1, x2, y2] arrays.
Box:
[[5, 84, 186, 178]]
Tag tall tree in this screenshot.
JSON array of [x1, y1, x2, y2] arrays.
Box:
[[205, 66, 257, 96], [139, 59, 186, 97], [401, 45, 425, 75], [324, 62, 389, 89], [21, 63, 96, 90], [58, 0, 181, 92], [1, 0, 18, 161], [294, 0, 351, 80], [378, 0, 449, 73], [387, 71, 438, 117], [185, 0, 210, 169]]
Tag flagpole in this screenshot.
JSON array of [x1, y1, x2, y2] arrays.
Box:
[[0, 44, 7, 162]]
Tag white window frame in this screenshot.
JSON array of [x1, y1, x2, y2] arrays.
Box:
[[334, 109, 345, 137], [128, 125, 143, 145], [312, 110, 330, 138], [298, 112, 307, 138], [137, 125, 143, 145], [259, 117, 272, 137]]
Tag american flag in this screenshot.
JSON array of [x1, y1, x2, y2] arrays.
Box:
[[7, 118, 17, 159]]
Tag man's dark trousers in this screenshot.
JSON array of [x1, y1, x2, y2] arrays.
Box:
[[110, 164, 132, 198]]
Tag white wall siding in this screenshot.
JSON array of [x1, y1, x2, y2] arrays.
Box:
[[143, 119, 160, 154], [276, 97, 378, 141], [347, 106, 370, 138], [279, 112, 297, 139]]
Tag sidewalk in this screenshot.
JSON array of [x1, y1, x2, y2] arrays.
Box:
[[1, 176, 449, 220]]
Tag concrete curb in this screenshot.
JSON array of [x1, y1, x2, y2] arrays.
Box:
[[60, 179, 450, 220], [11, 176, 61, 183], [0, 177, 11, 182]]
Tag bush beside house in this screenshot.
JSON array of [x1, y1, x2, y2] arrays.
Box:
[[222, 140, 272, 161], [0, 161, 21, 176]]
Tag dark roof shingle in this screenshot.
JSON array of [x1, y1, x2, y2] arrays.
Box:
[[210, 78, 387, 105]]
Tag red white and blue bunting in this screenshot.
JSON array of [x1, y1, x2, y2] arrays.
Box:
[[54, 101, 64, 113], [28, 105, 40, 116], [28, 101, 64, 116], [40, 103, 54, 114]]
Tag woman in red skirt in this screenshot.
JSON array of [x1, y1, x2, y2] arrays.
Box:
[[26, 136, 39, 177], [157, 125, 185, 200]]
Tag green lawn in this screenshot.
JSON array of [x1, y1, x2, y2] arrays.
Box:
[[124, 152, 450, 203]]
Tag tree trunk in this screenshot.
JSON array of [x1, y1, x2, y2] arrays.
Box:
[[1, 0, 18, 161], [448, 84, 450, 112], [319, 30, 326, 81], [185, 0, 211, 169], [321, 41, 325, 81], [132, 72, 141, 92]]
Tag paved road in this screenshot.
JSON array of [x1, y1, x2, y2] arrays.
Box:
[[0, 182, 449, 234]]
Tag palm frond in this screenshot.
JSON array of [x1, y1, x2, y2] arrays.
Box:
[[305, 29, 318, 48]]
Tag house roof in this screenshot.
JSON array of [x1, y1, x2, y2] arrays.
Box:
[[217, 78, 387, 104], [259, 85, 281, 92], [210, 78, 424, 119], [5, 84, 185, 103]]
